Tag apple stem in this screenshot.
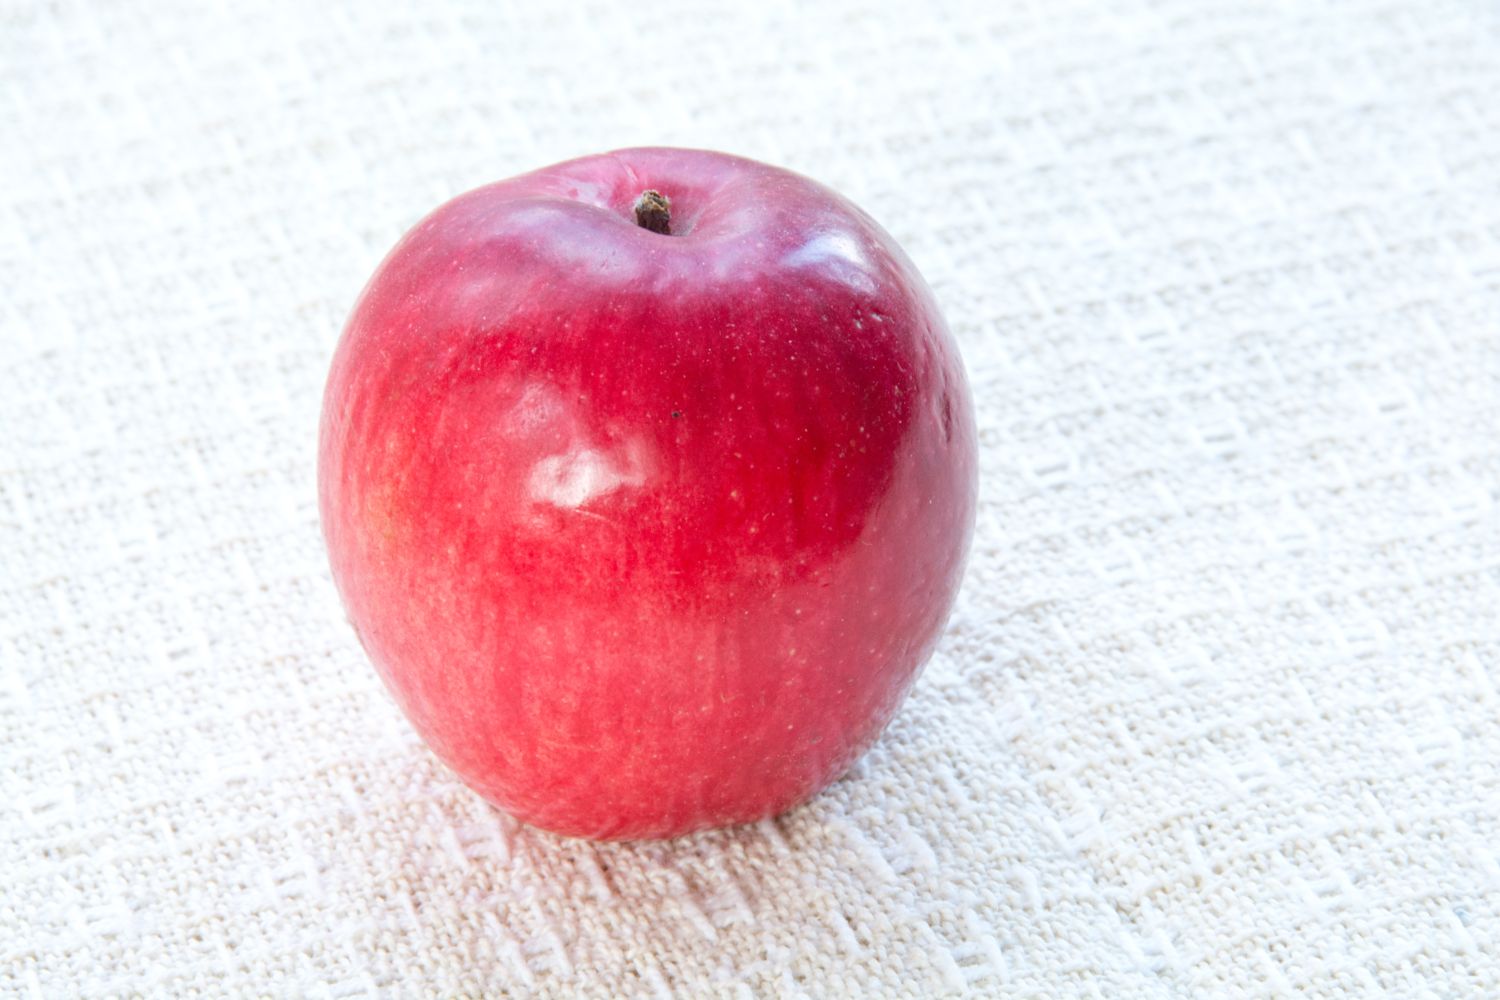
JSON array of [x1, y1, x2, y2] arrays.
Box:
[[633, 190, 671, 235]]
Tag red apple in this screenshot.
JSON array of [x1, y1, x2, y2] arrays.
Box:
[[319, 148, 977, 839]]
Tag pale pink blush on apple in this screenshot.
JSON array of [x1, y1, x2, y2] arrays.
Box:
[[319, 147, 977, 840]]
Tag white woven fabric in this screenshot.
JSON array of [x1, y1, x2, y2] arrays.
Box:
[[5, 0, 1500, 995]]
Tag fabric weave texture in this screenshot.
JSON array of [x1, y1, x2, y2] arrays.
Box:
[[4, 0, 1499, 996]]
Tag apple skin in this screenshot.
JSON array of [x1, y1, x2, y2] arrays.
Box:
[[319, 148, 977, 840]]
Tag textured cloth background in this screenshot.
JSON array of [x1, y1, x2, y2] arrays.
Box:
[[5, 0, 1500, 996]]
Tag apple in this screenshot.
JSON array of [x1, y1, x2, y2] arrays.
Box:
[[319, 148, 977, 839]]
